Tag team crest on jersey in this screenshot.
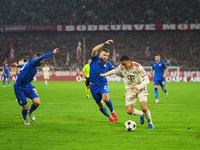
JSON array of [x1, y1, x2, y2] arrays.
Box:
[[104, 64, 106, 67], [133, 71, 137, 74], [159, 63, 161, 66]]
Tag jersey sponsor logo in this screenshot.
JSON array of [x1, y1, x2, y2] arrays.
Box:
[[127, 75, 135, 81]]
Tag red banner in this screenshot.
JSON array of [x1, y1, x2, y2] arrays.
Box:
[[2, 24, 200, 32], [10, 38, 15, 63], [55, 24, 200, 32]]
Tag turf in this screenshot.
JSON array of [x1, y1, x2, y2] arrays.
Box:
[[0, 81, 200, 150]]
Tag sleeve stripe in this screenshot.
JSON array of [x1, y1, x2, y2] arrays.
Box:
[[142, 74, 147, 77]]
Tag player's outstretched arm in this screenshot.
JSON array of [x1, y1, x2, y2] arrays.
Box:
[[32, 48, 59, 64], [91, 40, 113, 57], [13, 63, 24, 68], [100, 69, 118, 77]]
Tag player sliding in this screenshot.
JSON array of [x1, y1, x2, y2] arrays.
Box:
[[100, 55, 154, 129], [13, 48, 59, 125], [90, 40, 118, 123], [150, 54, 169, 104]]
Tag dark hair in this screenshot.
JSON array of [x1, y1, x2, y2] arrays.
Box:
[[35, 52, 43, 58], [120, 55, 130, 61], [101, 48, 110, 53], [23, 55, 28, 62], [155, 54, 160, 57]]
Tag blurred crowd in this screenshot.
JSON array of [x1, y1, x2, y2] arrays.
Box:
[[1, 0, 200, 25], [1, 31, 199, 70]]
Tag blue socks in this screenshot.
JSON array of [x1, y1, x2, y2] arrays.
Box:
[[106, 99, 114, 113], [99, 107, 110, 117], [154, 88, 158, 99], [3, 81, 5, 86], [8, 81, 10, 86], [22, 109, 27, 120], [164, 88, 167, 94], [29, 104, 38, 113]]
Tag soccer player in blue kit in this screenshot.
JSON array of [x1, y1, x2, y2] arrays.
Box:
[[90, 39, 118, 123], [150, 54, 169, 104], [13, 48, 59, 125], [3, 63, 11, 87]]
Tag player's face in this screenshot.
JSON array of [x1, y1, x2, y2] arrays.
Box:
[[88, 60, 91, 64], [155, 56, 160, 62], [5, 64, 8, 67], [100, 51, 109, 62], [120, 60, 132, 70]]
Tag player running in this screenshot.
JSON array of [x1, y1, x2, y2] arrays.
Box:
[[3, 63, 11, 87], [13, 48, 59, 125], [150, 54, 169, 104], [42, 64, 50, 87], [82, 59, 91, 99], [100, 55, 154, 129], [90, 39, 118, 123]]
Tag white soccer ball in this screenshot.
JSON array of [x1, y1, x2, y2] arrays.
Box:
[[124, 120, 136, 132]]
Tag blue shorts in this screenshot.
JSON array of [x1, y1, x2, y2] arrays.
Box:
[[90, 84, 109, 104], [14, 84, 39, 106], [3, 74, 9, 79], [153, 79, 165, 87]]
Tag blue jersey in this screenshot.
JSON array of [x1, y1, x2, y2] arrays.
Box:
[[15, 52, 54, 87], [152, 61, 167, 81], [3, 66, 9, 75], [90, 55, 115, 85]]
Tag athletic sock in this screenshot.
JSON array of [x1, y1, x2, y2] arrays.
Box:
[[132, 109, 144, 116], [8, 81, 10, 86], [164, 88, 167, 94], [144, 109, 152, 124], [154, 88, 158, 99], [22, 109, 28, 120], [45, 80, 47, 86], [86, 88, 90, 97], [99, 107, 110, 117], [3, 81, 5, 86], [106, 99, 114, 113], [29, 104, 38, 113]]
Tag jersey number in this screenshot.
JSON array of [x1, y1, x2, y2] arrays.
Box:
[[104, 86, 109, 92], [21, 63, 27, 71]]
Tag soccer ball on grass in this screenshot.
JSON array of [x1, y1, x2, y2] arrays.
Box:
[[124, 120, 136, 132]]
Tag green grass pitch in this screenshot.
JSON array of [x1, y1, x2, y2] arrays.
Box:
[[0, 81, 200, 150]]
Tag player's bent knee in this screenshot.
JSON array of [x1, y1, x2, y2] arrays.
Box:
[[32, 98, 40, 106], [141, 107, 148, 113], [23, 104, 29, 111]]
